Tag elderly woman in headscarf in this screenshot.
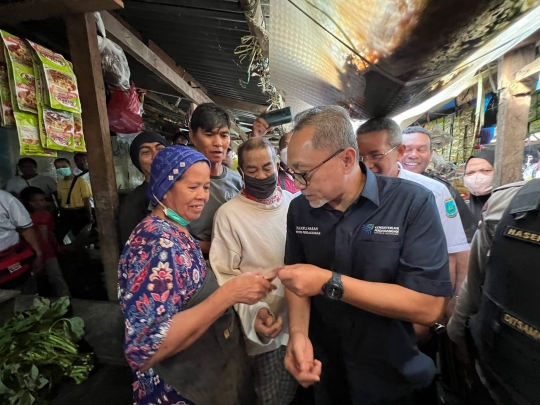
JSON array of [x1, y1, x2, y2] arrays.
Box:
[[119, 131, 167, 246], [118, 145, 274, 405], [463, 147, 495, 222]]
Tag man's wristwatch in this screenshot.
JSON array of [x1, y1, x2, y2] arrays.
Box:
[[322, 272, 344, 300]]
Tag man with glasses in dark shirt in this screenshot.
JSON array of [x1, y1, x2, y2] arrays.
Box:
[[277, 106, 452, 405]]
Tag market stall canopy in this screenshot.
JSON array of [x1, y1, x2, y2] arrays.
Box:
[[270, 0, 540, 119], [115, 0, 270, 106]]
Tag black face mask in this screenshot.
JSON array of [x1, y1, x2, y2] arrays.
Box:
[[243, 172, 277, 199]]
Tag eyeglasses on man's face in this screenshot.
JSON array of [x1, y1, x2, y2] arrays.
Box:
[[358, 145, 398, 163], [289, 149, 345, 186]]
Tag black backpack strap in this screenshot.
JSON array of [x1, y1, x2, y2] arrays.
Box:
[[65, 173, 84, 206]]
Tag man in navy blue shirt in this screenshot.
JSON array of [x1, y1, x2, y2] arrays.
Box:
[[278, 106, 453, 405]]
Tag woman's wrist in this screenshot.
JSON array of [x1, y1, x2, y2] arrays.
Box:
[[214, 282, 237, 309]]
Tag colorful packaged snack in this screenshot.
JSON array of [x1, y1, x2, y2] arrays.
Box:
[[42, 107, 74, 152], [1, 31, 37, 113], [27, 40, 81, 114], [73, 114, 86, 152], [0, 62, 14, 127], [13, 111, 56, 157]]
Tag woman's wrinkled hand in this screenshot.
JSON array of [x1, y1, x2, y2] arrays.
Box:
[[226, 272, 276, 305]]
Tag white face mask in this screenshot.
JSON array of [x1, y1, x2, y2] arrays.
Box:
[[280, 147, 288, 166], [463, 173, 493, 196]]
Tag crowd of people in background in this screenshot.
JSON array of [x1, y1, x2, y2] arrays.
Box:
[[116, 103, 534, 405], [0, 153, 94, 296], [1, 101, 537, 405]]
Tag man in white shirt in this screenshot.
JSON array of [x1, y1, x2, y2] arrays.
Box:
[[0, 190, 43, 291], [210, 138, 298, 405], [6, 158, 57, 199], [356, 118, 470, 323]]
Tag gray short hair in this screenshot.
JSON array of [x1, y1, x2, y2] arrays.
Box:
[[402, 126, 432, 148], [356, 117, 402, 148], [237, 137, 277, 169], [293, 106, 359, 154]]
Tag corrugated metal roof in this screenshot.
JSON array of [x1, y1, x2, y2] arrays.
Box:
[[117, 0, 271, 107]]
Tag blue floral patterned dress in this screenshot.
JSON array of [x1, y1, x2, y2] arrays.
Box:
[[118, 215, 207, 405]]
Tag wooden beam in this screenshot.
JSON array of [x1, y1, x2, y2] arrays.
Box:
[[106, 10, 144, 42], [0, 0, 123, 25], [494, 44, 536, 188], [145, 92, 185, 115], [100, 11, 248, 140], [144, 104, 167, 117], [515, 57, 540, 82], [66, 13, 120, 301], [211, 95, 268, 115], [456, 77, 494, 107], [238, 0, 269, 58]]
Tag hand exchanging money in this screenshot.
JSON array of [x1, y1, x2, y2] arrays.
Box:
[[255, 307, 283, 339]]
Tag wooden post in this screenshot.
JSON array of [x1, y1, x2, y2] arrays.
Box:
[[66, 13, 120, 301], [494, 44, 536, 188]]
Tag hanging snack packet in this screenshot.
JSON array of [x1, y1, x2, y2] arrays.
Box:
[[0, 62, 14, 127], [33, 58, 49, 147], [33, 58, 42, 106], [73, 114, 86, 152], [13, 111, 56, 157], [37, 107, 48, 148], [27, 40, 81, 114], [42, 107, 74, 151], [0, 31, 37, 113]]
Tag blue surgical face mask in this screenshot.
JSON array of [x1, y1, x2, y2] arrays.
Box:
[[154, 195, 190, 227], [56, 168, 71, 177]]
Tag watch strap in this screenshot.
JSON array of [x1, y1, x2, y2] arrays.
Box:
[[332, 271, 342, 285]]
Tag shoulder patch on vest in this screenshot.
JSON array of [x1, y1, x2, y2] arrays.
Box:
[[502, 312, 540, 342], [445, 197, 457, 218], [503, 226, 540, 245]]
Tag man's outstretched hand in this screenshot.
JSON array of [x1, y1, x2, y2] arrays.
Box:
[[284, 331, 322, 388]]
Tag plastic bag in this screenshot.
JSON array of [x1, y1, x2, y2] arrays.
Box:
[[95, 12, 130, 90], [116, 132, 141, 144], [97, 35, 130, 90], [107, 84, 143, 134], [94, 12, 106, 38]]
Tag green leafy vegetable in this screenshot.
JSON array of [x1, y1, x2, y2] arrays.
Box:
[[0, 297, 94, 405]]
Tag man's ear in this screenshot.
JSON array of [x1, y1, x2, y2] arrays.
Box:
[[343, 147, 358, 173], [396, 144, 406, 160], [189, 129, 195, 144]]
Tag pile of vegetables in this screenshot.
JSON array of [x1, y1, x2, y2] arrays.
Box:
[[0, 297, 94, 405]]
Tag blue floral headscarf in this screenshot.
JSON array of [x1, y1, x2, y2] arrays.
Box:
[[148, 145, 210, 204]]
